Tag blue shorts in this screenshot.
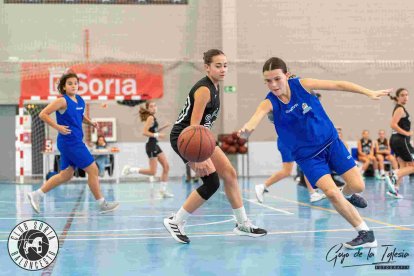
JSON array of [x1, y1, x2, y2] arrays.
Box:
[[277, 139, 294, 163], [58, 141, 95, 170], [296, 138, 355, 188]]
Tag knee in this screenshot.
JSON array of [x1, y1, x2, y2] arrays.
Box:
[[350, 179, 365, 193], [197, 172, 220, 200], [281, 169, 292, 178], [324, 188, 342, 203]]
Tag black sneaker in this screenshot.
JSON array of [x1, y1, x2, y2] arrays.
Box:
[[343, 230, 377, 249], [163, 215, 190, 244], [233, 219, 267, 237], [346, 194, 368, 208]]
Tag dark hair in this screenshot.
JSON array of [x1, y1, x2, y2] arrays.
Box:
[[203, 49, 225, 65], [57, 73, 79, 95], [389, 88, 408, 102], [139, 101, 154, 122], [262, 57, 288, 73], [96, 135, 107, 146]]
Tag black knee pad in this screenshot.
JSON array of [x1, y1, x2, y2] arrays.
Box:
[[196, 172, 220, 200]]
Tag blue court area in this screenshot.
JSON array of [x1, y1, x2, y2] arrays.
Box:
[[0, 177, 413, 276]]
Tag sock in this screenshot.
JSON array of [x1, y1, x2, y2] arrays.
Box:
[[160, 182, 167, 192], [97, 198, 105, 206], [380, 170, 385, 175], [35, 189, 45, 198], [175, 207, 190, 223], [354, 221, 369, 232], [392, 170, 399, 180], [375, 170, 380, 176], [342, 188, 352, 199], [233, 206, 248, 224], [130, 167, 140, 174]]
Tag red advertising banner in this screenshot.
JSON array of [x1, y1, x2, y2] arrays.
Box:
[[20, 62, 163, 100]]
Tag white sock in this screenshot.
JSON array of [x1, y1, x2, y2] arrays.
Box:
[[342, 188, 352, 199], [392, 169, 399, 180], [35, 189, 45, 198], [354, 221, 369, 232], [175, 207, 190, 223], [97, 198, 105, 206], [160, 182, 167, 192], [233, 206, 248, 224], [375, 170, 380, 176], [380, 170, 385, 175], [130, 167, 140, 174]]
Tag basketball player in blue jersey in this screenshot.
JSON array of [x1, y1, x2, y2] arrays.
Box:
[[239, 57, 391, 249], [163, 49, 267, 244], [122, 101, 173, 198], [27, 73, 119, 214], [385, 88, 414, 199]]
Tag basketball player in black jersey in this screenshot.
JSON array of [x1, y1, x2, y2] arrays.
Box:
[[357, 130, 380, 179], [375, 129, 398, 179], [122, 101, 173, 198], [385, 88, 414, 198], [164, 49, 267, 244]]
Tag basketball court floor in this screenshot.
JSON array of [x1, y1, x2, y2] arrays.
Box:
[[0, 177, 413, 275]]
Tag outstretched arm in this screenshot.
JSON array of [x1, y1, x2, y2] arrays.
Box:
[[300, 78, 391, 99], [238, 99, 272, 139]]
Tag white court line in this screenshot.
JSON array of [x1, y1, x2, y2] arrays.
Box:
[[0, 198, 164, 204], [1, 223, 412, 242], [219, 191, 294, 215], [0, 212, 291, 221]]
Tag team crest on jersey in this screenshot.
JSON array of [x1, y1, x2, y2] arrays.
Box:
[[302, 103, 312, 114]]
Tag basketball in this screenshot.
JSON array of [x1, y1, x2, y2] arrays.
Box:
[[178, 125, 216, 162]]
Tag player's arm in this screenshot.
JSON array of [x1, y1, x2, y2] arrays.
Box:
[[238, 99, 273, 139], [369, 142, 376, 157], [190, 86, 211, 125], [39, 98, 71, 135], [391, 107, 413, 136], [82, 116, 97, 128], [357, 141, 366, 157], [158, 123, 171, 132], [300, 78, 391, 100], [374, 141, 382, 154]]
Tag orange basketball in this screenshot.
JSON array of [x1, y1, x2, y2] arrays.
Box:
[[178, 125, 216, 162]]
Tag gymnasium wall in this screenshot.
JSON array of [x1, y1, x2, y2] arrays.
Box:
[[1, 0, 414, 143]]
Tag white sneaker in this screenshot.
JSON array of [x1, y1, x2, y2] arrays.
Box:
[[99, 201, 119, 214], [121, 165, 131, 176], [310, 192, 327, 203], [163, 215, 190, 244], [233, 219, 267, 237], [386, 191, 403, 199], [255, 184, 265, 203], [27, 192, 41, 213], [160, 190, 174, 198]]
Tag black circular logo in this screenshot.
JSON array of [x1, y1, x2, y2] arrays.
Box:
[[8, 220, 59, 271]]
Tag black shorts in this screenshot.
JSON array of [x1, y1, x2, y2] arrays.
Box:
[[146, 141, 162, 158], [170, 131, 188, 164], [390, 134, 414, 162]]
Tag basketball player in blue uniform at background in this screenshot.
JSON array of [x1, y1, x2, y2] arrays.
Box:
[[239, 57, 390, 249], [164, 49, 267, 244], [27, 72, 119, 214]]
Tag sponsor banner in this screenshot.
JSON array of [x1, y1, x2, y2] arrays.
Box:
[[21, 62, 163, 100]]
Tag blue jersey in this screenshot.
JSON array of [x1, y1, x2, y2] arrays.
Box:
[[266, 78, 337, 161], [56, 94, 85, 145]]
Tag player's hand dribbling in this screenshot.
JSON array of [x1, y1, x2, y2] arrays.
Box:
[[189, 159, 213, 177], [57, 125, 71, 135]]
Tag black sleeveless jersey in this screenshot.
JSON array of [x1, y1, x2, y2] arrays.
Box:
[[360, 139, 372, 154], [392, 104, 410, 133], [148, 116, 159, 143], [171, 76, 220, 135], [377, 138, 388, 151]]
